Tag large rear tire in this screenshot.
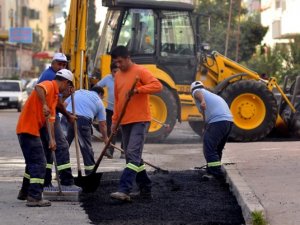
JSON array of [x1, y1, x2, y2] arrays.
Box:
[[146, 86, 178, 142], [220, 79, 278, 141], [188, 121, 205, 137]]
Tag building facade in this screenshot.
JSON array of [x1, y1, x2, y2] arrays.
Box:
[[0, 0, 65, 79], [261, 0, 300, 46]]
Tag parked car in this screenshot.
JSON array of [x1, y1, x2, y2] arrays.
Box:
[[0, 80, 28, 112], [25, 78, 38, 95]]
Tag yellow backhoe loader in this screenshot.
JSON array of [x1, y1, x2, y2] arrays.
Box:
[[62, 0, 300, 142]]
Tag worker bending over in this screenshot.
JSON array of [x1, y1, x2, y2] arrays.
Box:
[[16, 69, 74, 207], [64, 86, 108, 175], [191, 81, 233, 180]]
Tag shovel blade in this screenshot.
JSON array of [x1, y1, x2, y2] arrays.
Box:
[[74, 172, 103, 193]]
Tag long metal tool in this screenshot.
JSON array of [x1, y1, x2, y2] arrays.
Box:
[[71, 94, 83, 179], [75, 77, 139, 193], [43, 119, 80, 201], [110, 144, 169, 174]]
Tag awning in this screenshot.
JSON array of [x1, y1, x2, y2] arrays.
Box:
[[32, 51, 54, 59]]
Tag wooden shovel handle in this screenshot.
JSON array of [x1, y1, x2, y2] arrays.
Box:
[[71, 93, 82, 176]]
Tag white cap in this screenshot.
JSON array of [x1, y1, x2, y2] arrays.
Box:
[[190, 81, 204, 93], [56, 69, 74, 85], [52, 52, 67, 62]]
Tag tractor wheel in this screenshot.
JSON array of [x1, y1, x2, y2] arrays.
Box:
[[146, 86, 178, 142], [220, 79, 278, 141], [188, 121, 205, 137]]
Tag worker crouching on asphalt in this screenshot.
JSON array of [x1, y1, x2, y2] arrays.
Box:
[[110, 46, 162, 202], [16, 69, 74, 207], [190, 81, 233, 180]]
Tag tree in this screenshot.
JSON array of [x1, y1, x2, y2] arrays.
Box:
[[197, 0, 267, 62]]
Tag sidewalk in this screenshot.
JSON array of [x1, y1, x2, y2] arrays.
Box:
[[223, 141, 300, 225]]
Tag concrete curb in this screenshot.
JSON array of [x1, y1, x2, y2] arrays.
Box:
[[223, 164, 266, 225]]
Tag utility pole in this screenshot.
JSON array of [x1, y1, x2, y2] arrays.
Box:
[[224, 0, 233, 57], [235, 0, 241, 62]]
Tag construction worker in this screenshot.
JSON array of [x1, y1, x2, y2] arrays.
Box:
[[64, 86, 109, 175], [110, 46, 162, 201], [95, 62, 124, 159], [190, 81, 233, 180], [16, 69, 74, 207], [37, 53, 77, 188]]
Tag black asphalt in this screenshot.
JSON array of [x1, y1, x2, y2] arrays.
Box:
[[80, 170, 245, 225]]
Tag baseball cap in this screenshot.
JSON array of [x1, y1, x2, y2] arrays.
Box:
[[56, 69, 74, 86], [52, 52, 68, 62]]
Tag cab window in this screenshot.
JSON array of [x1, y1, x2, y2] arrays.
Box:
[[160, 11, 195, 57], [117, 9, 155, 55]]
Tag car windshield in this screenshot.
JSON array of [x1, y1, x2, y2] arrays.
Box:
[[0, 82, 21, 92]]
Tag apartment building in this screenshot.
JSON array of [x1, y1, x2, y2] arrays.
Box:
[[0, 0, 65, 78], [261, 0, 300, 46]]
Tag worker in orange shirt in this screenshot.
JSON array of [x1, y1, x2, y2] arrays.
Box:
[[110, 46, 162, 202], [16, 69, 74, 207]]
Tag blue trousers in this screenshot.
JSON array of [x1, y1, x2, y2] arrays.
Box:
[[118, 122, 151, 194], [203, 121, 232, 177], [18, 133, 46, 200], [66, 115, 95, 175], [40, 116, 74, 186]]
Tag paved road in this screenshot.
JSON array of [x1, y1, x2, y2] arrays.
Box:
[[5, 108, 300, 225], [0, 109, 206, 224], [224, 141, 300, 225]]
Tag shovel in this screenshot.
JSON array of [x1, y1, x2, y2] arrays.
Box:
[[70, 94, 87, 188], [110, 143, 169, 174], [74, 77, 139, 193]]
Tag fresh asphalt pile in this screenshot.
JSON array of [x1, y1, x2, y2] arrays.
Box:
[[80, 170, 245, 225]]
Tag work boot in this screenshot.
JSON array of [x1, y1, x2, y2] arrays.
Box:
[[110, 192, 131, 202], [17, 189, 27, 201], [105, 151, 113, 159], [26, 196, 51, 207], [120, 152, 125, 159]]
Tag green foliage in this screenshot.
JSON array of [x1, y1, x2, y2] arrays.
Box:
[[243, 36, 300, 84], [243, 45, 284, 82], [239, 19, 268, 61], [197, 0, 267, 62], [251, 210, 267, 225], [87, 0, 100, 61]]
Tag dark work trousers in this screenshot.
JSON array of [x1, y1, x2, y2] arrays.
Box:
[[18, 133, 46, 200], [118, 122, 151, 194], [66, 115, 95, 175], [203, 120, 233, 177], [40, 115, 74, 186]]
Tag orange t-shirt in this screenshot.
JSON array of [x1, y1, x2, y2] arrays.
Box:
[[112, 64, 162, 125], [16, 80, 59, 136]]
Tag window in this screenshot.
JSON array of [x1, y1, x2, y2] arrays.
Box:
[[275, 0, 281, 9], [0, 82, 20, 92], [117, 9, 155, 54], [160, 11, 195, 56], [98, 10, 121, 55]]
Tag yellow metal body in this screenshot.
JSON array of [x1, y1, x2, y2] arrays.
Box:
[[62, 0, 88, 90], [199, 51, 296, 131]]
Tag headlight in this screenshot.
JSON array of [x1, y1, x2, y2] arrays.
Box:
[[9, 97, 18, 101]]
